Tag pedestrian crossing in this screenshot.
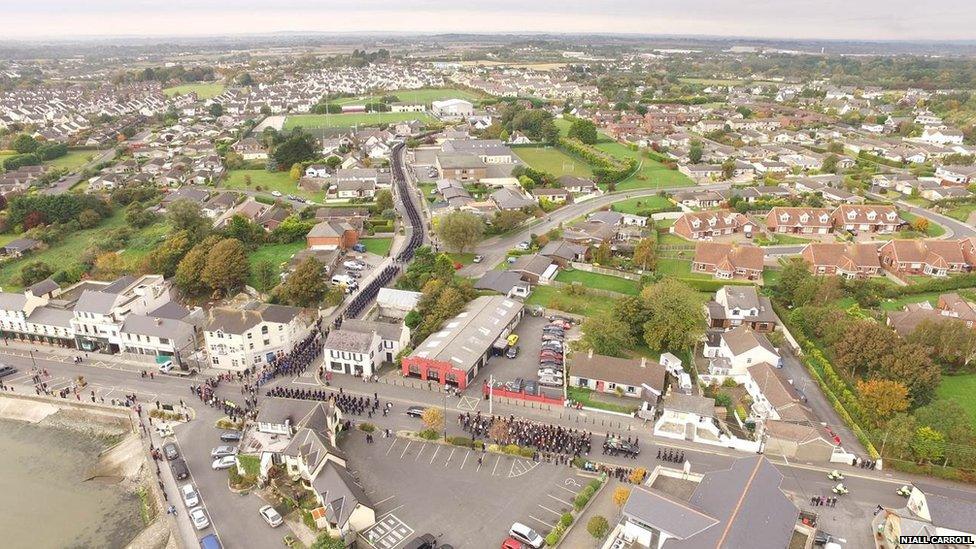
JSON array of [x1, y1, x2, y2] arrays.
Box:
[[384, 437, 540, 478], [5, 372, 159, 403]]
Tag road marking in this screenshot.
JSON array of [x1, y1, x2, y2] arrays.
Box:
[[556, 484, 579, 495], [460, 450, 469, 470], [386, 438, 399, 456], [509, 459, 516, 477], [415, 443, 426, 462], [564, 478, 582, 488], [399, 440, 412, 460], [429, 445, 440, 465], [548, 493, 573, 506], [457, 396, 480, 411], [492, 455, 501, 476], [539, 504, 563, 516], [529, 515, 554, 528], [374, 495, 396, 507], [444, 448, 455, 468]]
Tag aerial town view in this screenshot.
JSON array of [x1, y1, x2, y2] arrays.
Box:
[[2, 2, 976, 549]]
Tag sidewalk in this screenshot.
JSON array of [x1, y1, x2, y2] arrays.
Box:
[[560, 479, 619, 548]]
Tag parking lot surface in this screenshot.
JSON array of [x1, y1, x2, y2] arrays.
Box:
[[345, 432, 594, 548], [468, 315, 575, 396]]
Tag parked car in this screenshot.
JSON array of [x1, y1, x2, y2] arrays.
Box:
[[506, 346, 519, 359], [516, 241, 530, 251], [505, 378, 525, 392], [259, 505, 284, 528], [523, 381, 539, 396], [538, 369, 563, 378], [172, 459, 190, 480], [509, 523, 544, 548], [210, 446, 238, 459], [181, 484, 200, 508], [507, 256, 517, 264], [158, 360, 175, 373], [343, 260, 365, 270], [199, 534, 222, 549], [538, 376, 563, 387], [271, 191, 283, 197], [502, 537, 527, 549], [211, 456, 236, 470], [189, 507, 210, 530], [403, 533, 438, 549], [406, 406, 426, 418], [507, 334, 519, 346], [219, 431, 242, 443], [473, 255, 484, 263], [352, 243, 367, 253], [163, 442, 180, 460], [0, 364, 17, 379]]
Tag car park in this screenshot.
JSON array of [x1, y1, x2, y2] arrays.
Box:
[[211, 456, 237, 470], [506, 346, 519, 359], [163, 442, 180, 460], [172, 459, 190, 480], [181, 484, 200, 508], [259, 505, 284, 528], [219, 431, 242, 442], [189, 507, 210, 530], [210, 446, 238, 459], [406, 406, 426, 418], [509, 523, 544, 548]]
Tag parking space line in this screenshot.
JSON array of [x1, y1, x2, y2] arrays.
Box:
[[460, 450, 469, 470], [539, 504, 563, 516], [444, 448, 455, 467], [374, 495, 396, 507], [399, 440, 412, 460], [428, 445, 440, 464], [386, 438, 399, 456], [414, 443, 426, 462], [548, 493, 573, 506], [556, 484, 580, 496], [529, 515, 554, 528], [492, 455, 501, 476], [508, 459, 516, 477]]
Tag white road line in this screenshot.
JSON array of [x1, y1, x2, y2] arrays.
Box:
[[556, 485, 579, 496], [386, 438, 399, 456], [399, 440, 412, 460], [444, 448, 455, 467], [508, 459, 516, 477], [415, 443, 427, 462], [529, 515, 554, 528], [460, 451, 469, 470], [492, 455, 501, 476], [548, 493, 573, 506], [538, 504, 563, 516], [374, 495, 396, 507], [476, 455, 484, 472], [429, 445, 440, 465], [375, 504, 405, 521]]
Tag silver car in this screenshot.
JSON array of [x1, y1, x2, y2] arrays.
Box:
[[210, 445, 238, 459]]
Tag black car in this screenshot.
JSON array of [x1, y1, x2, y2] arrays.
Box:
[[220, 431, 243, 442], [171, 458, 190, 480], [406, 406, 425, 418], [813, 531, 836, 546], [403, 533, 437, 549], [163, 442, 180, 460], [606, 439, 640, 456], [0, 364, 17, 379]]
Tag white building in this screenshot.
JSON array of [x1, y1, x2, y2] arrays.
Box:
[[702, 326, 781, 380], [203, 300, 315, 371], [71, 275, 174, 354], [432, 99, 474, 119]]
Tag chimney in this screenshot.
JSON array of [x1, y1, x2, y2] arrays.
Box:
[[640, 357, 647, 369], [587, 348, 593, 359]]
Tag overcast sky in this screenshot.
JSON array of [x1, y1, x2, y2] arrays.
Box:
[[1, 1, 972, 41]]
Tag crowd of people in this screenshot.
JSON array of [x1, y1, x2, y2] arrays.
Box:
[[656, 448, 684, 463], [812, 496, 838, 508], [256, 327, 323, 386], [459, 412, 592, 457]]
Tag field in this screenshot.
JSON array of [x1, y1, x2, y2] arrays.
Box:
[[609, 195, 674, 215], [163, 82, 225, 99], [525, 285, 614, 317], [332, 87, 485, 105], [554, 269, 638, 295], [47, 150, 102, 172], [222, 170, 325, 202], [936, 374, 976, 426], [655, 258, 713, 280], [593, 138, 695, 190], [513, 146, 594, 178], [361, 237, 393, 256], [247, 242, 305, 287], [283, 112, 435, 131]]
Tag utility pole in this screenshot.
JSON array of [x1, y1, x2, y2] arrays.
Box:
[[489, 374, 494, 415]]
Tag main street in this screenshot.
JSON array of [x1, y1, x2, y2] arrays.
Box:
[[0, 342, 938, 549]]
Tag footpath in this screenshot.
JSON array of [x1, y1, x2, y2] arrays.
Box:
[[560, 478, 620, 548]]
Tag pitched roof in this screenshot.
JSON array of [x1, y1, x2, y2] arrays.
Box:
[[722, 326, 779, 357], [694, 242, 764, 272], [801, 242, 880, 271], [624, 487, 719, 540], [568, 351, 667, 392], [323, 329, 375, 354]]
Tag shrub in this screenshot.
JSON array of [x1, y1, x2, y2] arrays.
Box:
[[628, 468, 647, 484], [571, 456, 587, 469], [588, 478, 602, 491], [449, 436, 472, 447], [487, 444, 501, 453], [358, 423, 376, 433], [418, 428, 439, 440], [504, 444, 521, 455], [545, 532, 560, 547], [472, 440, 485, 450], [587, 515, 610, 539], [519, 447, 535, 458], [559, 513, 573, 528]]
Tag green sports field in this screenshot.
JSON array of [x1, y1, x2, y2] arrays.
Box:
[[513, 146, 594, 178], [283, 112, 435, 131], [163, 82, 225, 99]]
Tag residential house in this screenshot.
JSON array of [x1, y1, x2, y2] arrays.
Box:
[[508, 254, 558, 285], [872, 483, 976, 549], [473, 271, 531, 299], [801, 242, 881, 278], [831, 204, 901, 234], [490, 187, 535, 211], [702, 326, 781, 379], [203, 299, 315, 372], [671, 210, 755, 240], [765, 207, 833, 235], [706, 285, 777, 333], [232, 137, 267, 160], [568, 349, 667, 406], [539, 240, 587, 267], [935, 165, 976, 185], [556, 175, 600, 195], [692, 242, 764, 281], [879, 239, 976, 277], [436, 153, 487, 181], [307, 221, 359, 251]]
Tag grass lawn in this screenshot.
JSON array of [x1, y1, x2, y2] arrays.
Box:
[[447, 252, 477, 265], [47, 150, 104, 172], [753, 233, 813, 246], [657, 232, 691, 246], [763, 269, 782, 287], [946, 203, 976, 222], [247, 242, 305, 286], [283, 112, 435, 131], [222, 169, 325, 202], [610, 195, 674, 215], [936, 374, 976, 426], [878, 292, 944, 312], [899, 211, 945, 237], [120, 221, 171, 266], [655, 258, 713, 280], [513, 146, 594, 178], [555, 269, 638, 295], [163, 82, 225, 99], [525, 286, 614, 317], [566, 387, 639, 414], [361, 237, 393, 256], [385, 87, 484, 103], [593, 138, 695, 190]]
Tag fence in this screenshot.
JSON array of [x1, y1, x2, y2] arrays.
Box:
[[568, 261, 640, 281]]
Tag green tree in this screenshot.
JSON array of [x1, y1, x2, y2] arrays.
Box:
[[310, 533, 345, 549], [276, 257, 327, 307], [856, 378, 910, 427], [436, 211, 484, 253], [373, 189, 394, 213], [612, 295, 653, 340], [568, 118, 598, 144], [174, 238, 216, 296], [688, 139, 703, 164], [254, 260, 278, 292], [878, 342, 941, 405], [910, 426, 945, 464], [592, 241, 612, 264], [640, 279, 703, 352], [908, 318, 976, 372], [289, 163, 302, 181], [77, 208, 102, 229], [201, 238, 250, 296], [209, 103, 224, 117], [580, 313, 634, 357], [833, 320, 898, 378], [821, 154, 839, 174], [721, 158, 736, 180], [11, 133, 38, 154], [587, 516, 610, 539], [143, 230, 193, 278], [20, 261, 53, 286], [167, 199, 211, 242], [491, 210, 529, 232], [913, 400, 976, 467], [632, 237, 657, 270], [272, 129, 317, 170]]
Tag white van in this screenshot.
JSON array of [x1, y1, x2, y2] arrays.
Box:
[[331, 274, 355, 286]]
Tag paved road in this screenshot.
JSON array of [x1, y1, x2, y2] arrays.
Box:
[[41, 149, 117, 195]]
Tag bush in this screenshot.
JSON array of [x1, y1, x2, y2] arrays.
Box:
[[519, 447, 535, 458], [487, 444, 501, 453], [358, 423, 376, 432], [449, 436, 472, 447], [559, 513, 573, 528], [574, 486, 595, 511], [587, 515, 610, 539], [545, 532, 560, 547], [588, 478, 602, 491], [504, 444, 521, 455], [418, 428, 439, 440]]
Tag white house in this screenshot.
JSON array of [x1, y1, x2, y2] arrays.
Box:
[[203, 300, 315, 371], [702, 326, 781, 380], [919, 127, 964, 145]]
